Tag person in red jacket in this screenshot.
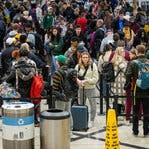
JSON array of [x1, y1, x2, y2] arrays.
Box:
[[75, 12, 87, 34]]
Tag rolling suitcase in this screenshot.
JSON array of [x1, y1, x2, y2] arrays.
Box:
[[71, 87, 88, 131]]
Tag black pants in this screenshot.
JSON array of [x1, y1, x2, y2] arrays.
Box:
[[133, 97, 149, 135]]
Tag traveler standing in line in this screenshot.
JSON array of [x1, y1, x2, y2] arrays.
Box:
[[75, 52, 98, 127], [52, 55, 73, 130], [98, 44, 113, 97], [124, 48, 142, 125], [52, 55, 68, 108], [110, 46, 128, 115], [125, 45, 149, 136]]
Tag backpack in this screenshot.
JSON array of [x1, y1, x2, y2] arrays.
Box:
[[135, 61, 149, 89], [15, 58, 36, 81], [30, 75, 44, 104], [102, 62, 115, 82], [59, 68, 78, 99], [90, 31, 96, 47], [102, 61, 122, 83]]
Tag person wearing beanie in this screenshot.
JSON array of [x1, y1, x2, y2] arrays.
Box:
[[52, 55, 73, 131]]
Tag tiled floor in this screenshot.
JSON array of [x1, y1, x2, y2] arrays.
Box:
[[0, 99, 149, 149]]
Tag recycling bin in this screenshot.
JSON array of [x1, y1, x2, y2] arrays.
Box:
[[40, 109, 70, 149], [2, 102, 34, 149]]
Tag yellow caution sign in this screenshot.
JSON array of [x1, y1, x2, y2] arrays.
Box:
[[105, 109, 120, 149]]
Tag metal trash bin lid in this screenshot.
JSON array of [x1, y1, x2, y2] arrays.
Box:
[[2, 102, 34, 110], [40, 109, 70, 120]]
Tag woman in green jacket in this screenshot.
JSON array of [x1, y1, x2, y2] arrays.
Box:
[[48, 27, 64, 56]]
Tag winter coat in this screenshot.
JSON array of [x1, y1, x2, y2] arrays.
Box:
[[75, 62, 98, 89], [43, 13, 54, 30], [48, 37, 64, 56], [125, 55, 149, 98]]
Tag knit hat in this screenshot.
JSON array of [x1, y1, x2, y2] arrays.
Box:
[[55, 55, 67, 64]]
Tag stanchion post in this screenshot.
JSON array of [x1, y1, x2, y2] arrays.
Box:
[[106, 83, 110, 114], [99, 74, 103, 114]]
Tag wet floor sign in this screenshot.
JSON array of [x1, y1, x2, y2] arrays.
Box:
[[105, 109, 120, 149]]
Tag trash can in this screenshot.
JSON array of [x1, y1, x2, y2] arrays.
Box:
[[2, 102, 34, 149], [40, 109, 70, 149]]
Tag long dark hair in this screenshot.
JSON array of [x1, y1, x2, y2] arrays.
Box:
[[50, 27, 61, 42], [102, 44, 112, 59]]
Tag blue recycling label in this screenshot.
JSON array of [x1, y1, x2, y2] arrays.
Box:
[[2, 115, 34, 126]]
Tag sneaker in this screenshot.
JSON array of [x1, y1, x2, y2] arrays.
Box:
[[124, 120, 130, 126], [34, 123, 40, 127], [118, 116, 124, 121], [132, 132, 138, 136]]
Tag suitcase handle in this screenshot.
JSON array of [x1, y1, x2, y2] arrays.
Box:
[[83, 86, 85, 105]]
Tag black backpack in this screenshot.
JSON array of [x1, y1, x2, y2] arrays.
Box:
[[102, 62, 121, 82], [59, 68, 78, 98], [102, 62, 115, 82]]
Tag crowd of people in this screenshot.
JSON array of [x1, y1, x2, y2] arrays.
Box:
[[0, 0, 149, 136]]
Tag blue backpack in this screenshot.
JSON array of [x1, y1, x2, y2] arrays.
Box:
[[136, 61, 149, 89]]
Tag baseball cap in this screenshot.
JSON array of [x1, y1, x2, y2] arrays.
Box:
[[55, 55, 67, 64]]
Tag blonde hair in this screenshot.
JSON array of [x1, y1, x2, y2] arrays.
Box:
[[111, 47, 125, 65], [79, 51, 92, 67], [20, 43, 30, 51]]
